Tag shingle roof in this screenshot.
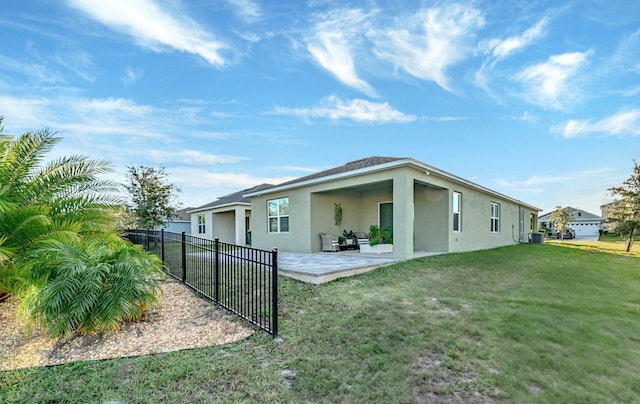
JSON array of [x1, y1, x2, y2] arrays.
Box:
[[173, 207, 193, 221], [190, 183, 274, 212], [273, 156, 405, 188]]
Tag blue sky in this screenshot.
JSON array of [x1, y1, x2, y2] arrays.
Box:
[[1, 0, 638, 215]]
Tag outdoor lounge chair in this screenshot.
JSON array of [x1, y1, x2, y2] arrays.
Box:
[[355, 232, 369, 247], [319, 233, 340, 252]]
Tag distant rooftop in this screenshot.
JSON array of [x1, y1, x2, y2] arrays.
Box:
[[188, 183, 274, 213]]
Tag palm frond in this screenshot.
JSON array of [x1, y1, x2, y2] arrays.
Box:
[[0, 130, 61, 197]]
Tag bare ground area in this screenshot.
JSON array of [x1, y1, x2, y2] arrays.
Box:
[[0, 280, 255, 371]]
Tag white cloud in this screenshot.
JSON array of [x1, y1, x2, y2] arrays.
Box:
[[123, 66, 142, 85], [227, 0, 262, 23], [306, 9, 375, 96], [274, 96, 416, 124], [147, 149, 249, 166], [493, 174, 569, 191], [0, 95, 180, 140], [621, 86, 640, 96], [169, 167, 292, 191], [0, 96, 54, 130], [514, 50, 592, 109], [66, 0, 228, 66], [495, 168, 620, 215], [551, 108, 640, 138], [0, 54, 65, 85], [485, 18, 548, 59], [369, 4, 484, 93]]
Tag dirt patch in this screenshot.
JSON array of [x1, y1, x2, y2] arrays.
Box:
[[0, 280, 255, 371], [411, 351, 497, 403]]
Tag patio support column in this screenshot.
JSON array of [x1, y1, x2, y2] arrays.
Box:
[[234, 206, 246, 245], [393, 174, 414, 260]]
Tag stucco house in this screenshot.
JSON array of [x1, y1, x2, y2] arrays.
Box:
[[188, 184, 273, 245], [538, 207, 603, 238], [157, 207, 192, 234], [244, 156, 541, 260]]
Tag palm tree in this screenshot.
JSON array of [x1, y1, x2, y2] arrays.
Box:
[[0, 119, 118, 293], [0, 117, 163, 337]]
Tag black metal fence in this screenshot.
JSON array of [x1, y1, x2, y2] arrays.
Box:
[[125, 229, 278, 337]]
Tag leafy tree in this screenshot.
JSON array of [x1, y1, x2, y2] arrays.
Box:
[[607, 160, 640, 252], [550, 206, 573, 239], [124, 165, 181, 229], [0, 117, 163, 337]]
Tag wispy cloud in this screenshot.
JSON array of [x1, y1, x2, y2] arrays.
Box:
[[621, 86, 640, 97], [227, 0, 262, 23], [493, 169, 613, 193], [275, 165, 324, 173], [550, 108, 640, 138], [483, 18, 548, 60], [505, 111, 537, 123], [493, 174, 569, 192], [122, 66, 142, 85], [0, 96, 53, 130], [66, 0, 228, 66], [1, 95, 173, 139], [0, 54, 64, 85], [476, 17, 549, 96], [306, 9, 375, 97], [49, 46, 96, 82], [514, 50, 592, 109], [169, 167, 293, 191], [369, 4, 484, 93], [274, 96, 416, 124], [147, 149, 248, 166]]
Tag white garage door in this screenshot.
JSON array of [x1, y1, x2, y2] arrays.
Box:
[[573, 223, 600, 237]]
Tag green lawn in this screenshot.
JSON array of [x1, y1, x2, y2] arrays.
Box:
[[2, 242, 639, 403]]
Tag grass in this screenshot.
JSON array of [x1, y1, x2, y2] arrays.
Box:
[[2, 241, 640, 402]]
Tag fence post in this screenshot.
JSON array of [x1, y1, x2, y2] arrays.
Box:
[[181, 231, 187, 283], [145, 228, 150, 251], [214, 238, 220, 303], [161, 229, 165, 263], [271, 248, 278, 338]]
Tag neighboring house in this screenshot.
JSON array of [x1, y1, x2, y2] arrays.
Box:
[[188, 184, 273, 245], [244, 156, 541, 260], [600, 202, 617, 233], [538, 207, 603, 237], [156, 207, 192, 234]]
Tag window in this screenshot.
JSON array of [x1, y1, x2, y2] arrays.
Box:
[[268, 197, 289, 233], [530, 214, 536, 232], [452, 192, 461, 232], [490, 202, 500, 233], [197, 214, 206, 234]]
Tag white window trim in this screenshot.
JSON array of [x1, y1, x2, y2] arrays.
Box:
[[197, 214, 206, 234], [453, 191, 462, 232], [268, 197, 289, 234], [490, 202, 500, 233]]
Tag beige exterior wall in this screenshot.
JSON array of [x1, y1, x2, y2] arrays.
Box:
[[250, 164, 539, 259], [189, 205, 250, 245], [414, 184, 449, 252]]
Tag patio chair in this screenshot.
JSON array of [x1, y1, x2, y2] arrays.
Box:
[[355, 232, 369, 247], [319, 233, 340, 252]]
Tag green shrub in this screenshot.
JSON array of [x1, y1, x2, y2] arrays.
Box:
[[368, 225, 393, 246], [18, 236, 164, 337]]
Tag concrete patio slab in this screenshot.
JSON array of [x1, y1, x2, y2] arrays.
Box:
[[277, 251, 443, 284]]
